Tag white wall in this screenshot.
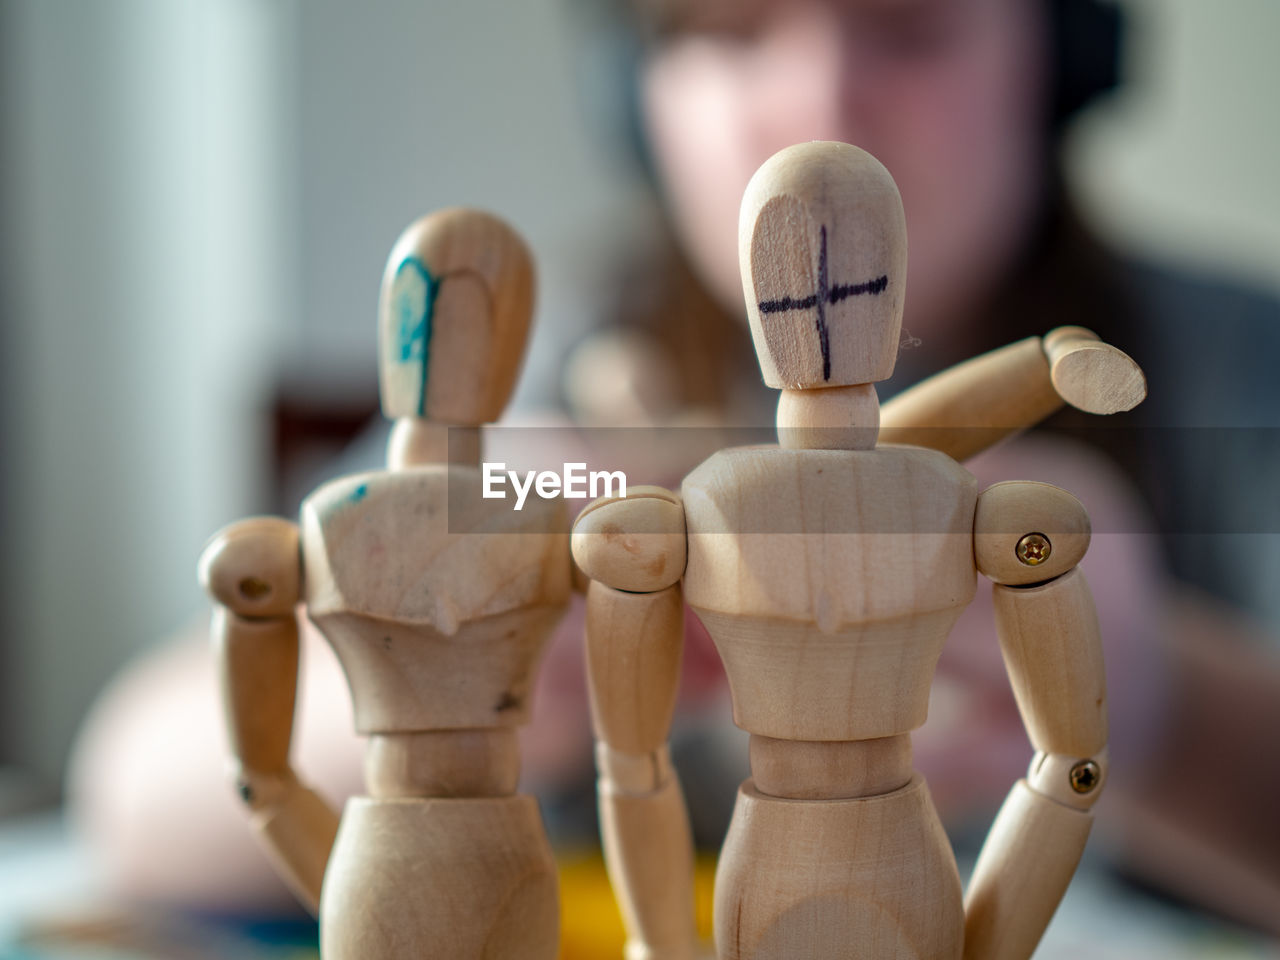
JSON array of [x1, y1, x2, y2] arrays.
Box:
[[2, 0, 288, 782], [288, 0, 644, 404], [1070, 0, 1280, 295]]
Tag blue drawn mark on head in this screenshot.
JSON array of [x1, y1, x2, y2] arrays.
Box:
[[393, 257, 439, 416], [350, 482, 369, 503]]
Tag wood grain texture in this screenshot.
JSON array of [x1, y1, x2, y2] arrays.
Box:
[[302, 468, 567, 626], [211, 603, 340, 914], [976, 561, 1108, 960], [201, 519, 340, 915], [320, 796, 558, 960], [963, 781, 1093, 960], [198, 516, 301, 620], [879, 326, 1147, 462], [300, 467, 569, 733], [211, 608, 299, 775], [682, 445, 976, 741], [776, 384, 879, 450], [572, 490, 688, 594], [586, 581, 700, 960], [1043, 325, 1146, 414], [974, 481, 1091, 585], [740, 142, 907, 388], [377, 208, 534, 423], [584, 143, 1119, 959], [716, 776, 963, 960], [387, 419, 481, 469], [992, 568, 1108, 757], [748, 734, 913, 800], [248, 772, 341, 915], [585, 582, 685, 755], [599, 777, 700, 960], [204, 209, 567, 954], [878, 337, 1060, 462], [364, 729, 519, 799]]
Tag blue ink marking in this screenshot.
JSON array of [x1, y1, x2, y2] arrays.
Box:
[[393, 257, 440, 416], [757, 226, 888, 381], [350, 482, 369, 503]]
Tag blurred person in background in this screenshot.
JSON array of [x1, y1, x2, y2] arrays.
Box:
[[67, 0, 1280, 946], [563, 0, 1280, 931]]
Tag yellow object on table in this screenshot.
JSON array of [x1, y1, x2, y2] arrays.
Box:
[[557, 852, 717, 960]]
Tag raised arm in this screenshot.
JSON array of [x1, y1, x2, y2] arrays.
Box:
[[571, 486, 699, 960], [197, 516, 340, 915], [880, 325, 1146, 462], [964, 480, 1108, 960]]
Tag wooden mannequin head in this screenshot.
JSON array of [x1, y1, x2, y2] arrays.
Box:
[[378, 208, 535, 425], [740, 141, 907, 390]]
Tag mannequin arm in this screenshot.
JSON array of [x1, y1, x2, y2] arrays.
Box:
[[572, 487, 699, 960], [198, 517, 340, 915], [965, 483, 1108, 960], [880, 326, 1145, 461]]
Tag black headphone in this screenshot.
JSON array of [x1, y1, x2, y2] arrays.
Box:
[[1048, 0, 1124, 133]]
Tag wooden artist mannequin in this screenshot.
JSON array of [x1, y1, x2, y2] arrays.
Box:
[[572, 142, 1143, 960], [198, 210, 569, 959]]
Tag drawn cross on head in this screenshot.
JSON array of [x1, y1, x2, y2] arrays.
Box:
[[757, 225, 888, 382]]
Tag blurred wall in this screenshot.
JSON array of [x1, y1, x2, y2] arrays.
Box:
[[0, 0, 1276, 789], [0, 0, 290, 786], [0, 0, 641, 789], [290, 0, 642, 403], [1070, 0, 1280, 297]]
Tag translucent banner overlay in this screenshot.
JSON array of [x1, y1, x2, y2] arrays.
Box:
[[430, 425, 1280, 535]]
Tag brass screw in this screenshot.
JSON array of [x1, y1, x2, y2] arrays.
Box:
[[1016, 532, 1052, 566], [1069, 759, 1101, 794]]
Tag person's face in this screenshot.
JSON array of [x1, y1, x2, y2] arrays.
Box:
[[640, 0, 1051, 346]]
